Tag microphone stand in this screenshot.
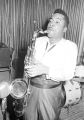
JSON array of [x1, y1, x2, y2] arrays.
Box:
[[1, 97, 7, 120]]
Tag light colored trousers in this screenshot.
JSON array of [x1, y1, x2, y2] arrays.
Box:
[[24, 83, 65, 120]]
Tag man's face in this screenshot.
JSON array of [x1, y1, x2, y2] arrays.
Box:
[[47, 13, 67, 39]]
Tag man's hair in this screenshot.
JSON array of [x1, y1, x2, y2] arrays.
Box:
[[54, 9, 69, 27]]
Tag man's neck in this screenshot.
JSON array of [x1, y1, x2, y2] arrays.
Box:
[[49, 37, 63, 45]]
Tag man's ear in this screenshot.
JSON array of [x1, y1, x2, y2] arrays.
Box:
[[63, 27, 67, 33]]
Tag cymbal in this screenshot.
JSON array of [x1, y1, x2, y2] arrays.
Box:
[[73, 77, 84, 82]]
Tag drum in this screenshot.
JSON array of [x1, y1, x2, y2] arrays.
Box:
[[75, 65, 84, 78], [74, 65, 84, 82], [0, 81, 10, 98], [63, 80, 82, 107]]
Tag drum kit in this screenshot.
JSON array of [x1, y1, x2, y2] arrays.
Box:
[[63, 80, 82, 107], [63, 65, 84, 107]]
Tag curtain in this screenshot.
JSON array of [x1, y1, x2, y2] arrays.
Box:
[[0, 0, 84, 63]]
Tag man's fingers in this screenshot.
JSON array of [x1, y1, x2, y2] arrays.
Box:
[[25, 65, 35, 69]]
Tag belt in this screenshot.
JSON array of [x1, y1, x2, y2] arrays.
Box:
[[30, 75, 61, 89]]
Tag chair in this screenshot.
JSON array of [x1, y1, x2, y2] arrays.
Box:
[[0, 47, 11, 82]]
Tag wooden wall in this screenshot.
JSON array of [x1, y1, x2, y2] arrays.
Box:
[[0, 0, 84, 63]]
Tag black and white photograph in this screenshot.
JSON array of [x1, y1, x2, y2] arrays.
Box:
[[0, 0, 84, 120]]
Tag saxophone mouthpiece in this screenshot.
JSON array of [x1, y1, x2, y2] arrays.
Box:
[[39, 30, 48, 34], [38, 30, 48, 37], [44, 30, 48, 33]]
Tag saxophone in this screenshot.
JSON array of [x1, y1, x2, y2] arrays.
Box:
[[12, 27, 41, 118], [17, 25, 47, 117], [11, 29, 39, 118], [11, 37, 37, 118]]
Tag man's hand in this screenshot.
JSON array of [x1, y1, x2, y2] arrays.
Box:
[[25, 61, 49, 77]]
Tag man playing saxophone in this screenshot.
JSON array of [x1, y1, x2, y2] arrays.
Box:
[[24, 9, 78, 120]]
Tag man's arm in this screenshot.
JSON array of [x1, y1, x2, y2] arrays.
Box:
[[48, 42, 78, 81]]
